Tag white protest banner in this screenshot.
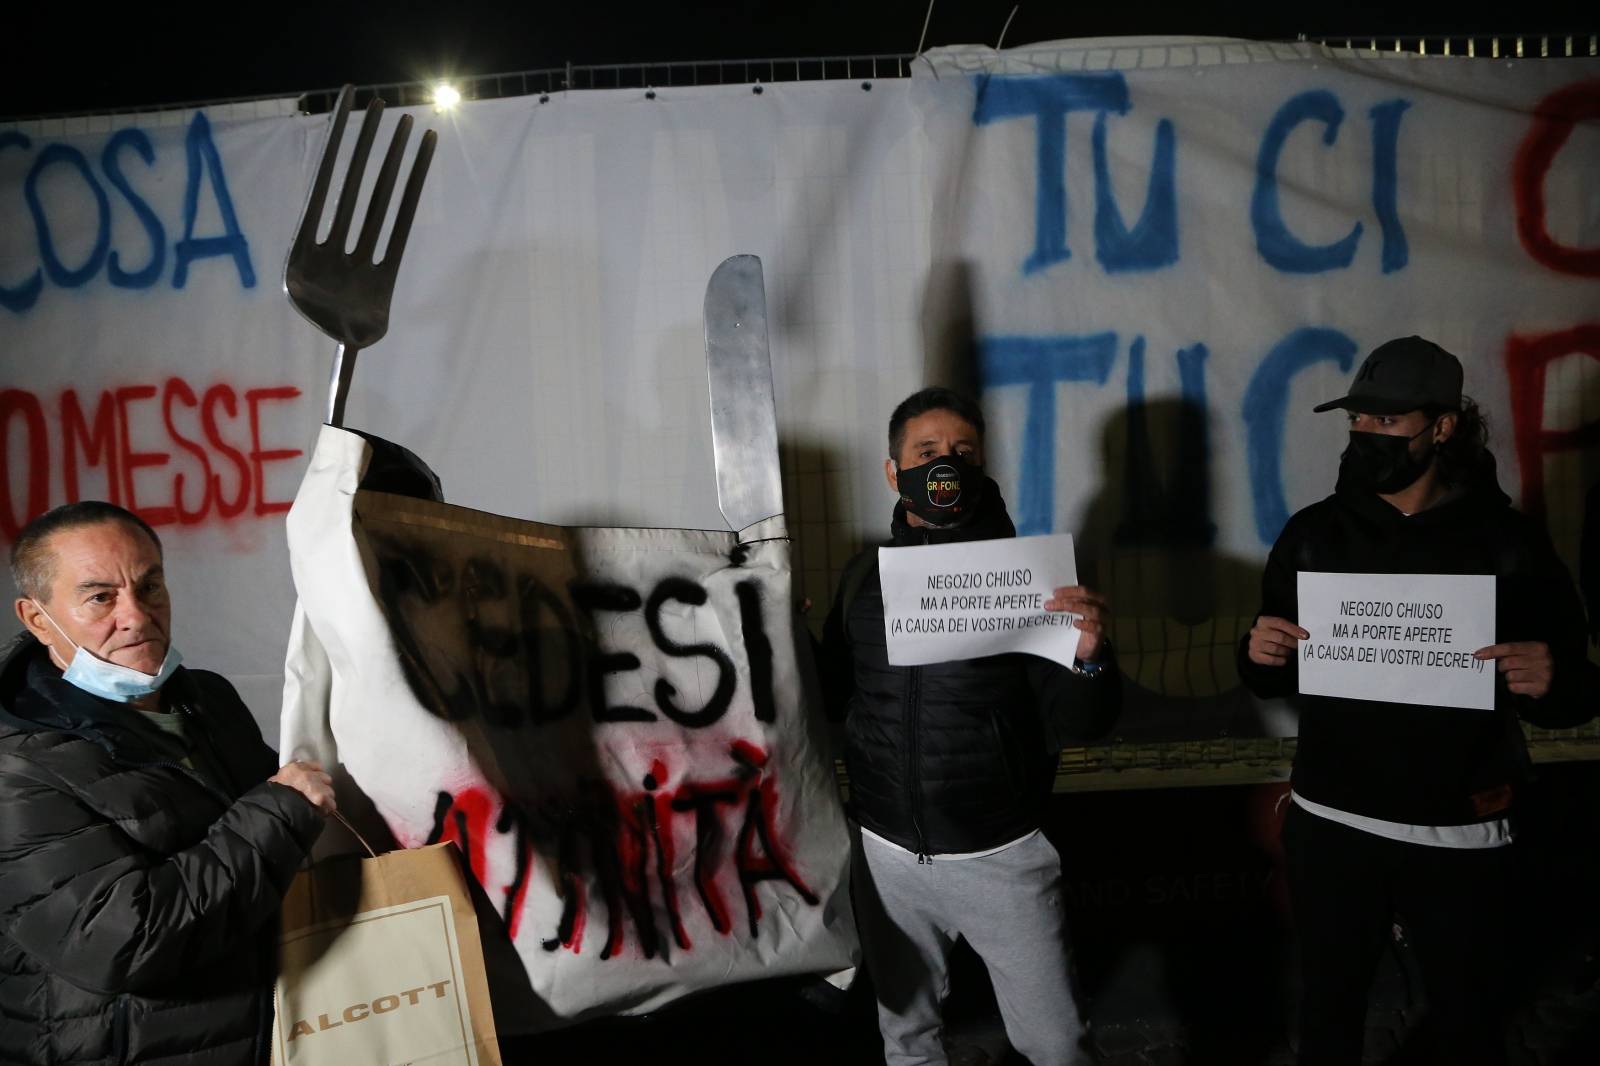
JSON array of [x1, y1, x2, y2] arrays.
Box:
[[879, 533, 1080, 667], [1296, 571, 1496, 710], [280, 427, 857, 1026]]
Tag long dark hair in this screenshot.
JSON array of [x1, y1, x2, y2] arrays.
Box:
[[1428, 396, 1490, 487]]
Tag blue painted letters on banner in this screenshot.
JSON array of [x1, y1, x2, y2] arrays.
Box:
[[1241, 327, 1358, 543], [0, 132, 43, 313], [0, 112, 253, 313], [102, 129, 168, 289], [173, 113, 255, 290], [979, 332, 1119, 535], [975, 73, 1179, 276], [1251, 90, 1365, 274], [1368, 100, 1411, 274]]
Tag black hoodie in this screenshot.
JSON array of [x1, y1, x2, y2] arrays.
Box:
[[0, 637, 323, 1065], [1236, 462, 1593, 827]]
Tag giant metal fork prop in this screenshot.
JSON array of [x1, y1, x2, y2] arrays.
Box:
[[284, 85, 437, 426]]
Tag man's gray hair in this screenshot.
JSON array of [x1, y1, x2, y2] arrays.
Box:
[[10, 501, 163, 603]]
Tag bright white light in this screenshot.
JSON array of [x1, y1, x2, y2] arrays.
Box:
[[431, 83, 461, 111]]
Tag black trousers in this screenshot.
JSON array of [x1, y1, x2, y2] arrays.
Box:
[[1283, 803, 1514, 1066]]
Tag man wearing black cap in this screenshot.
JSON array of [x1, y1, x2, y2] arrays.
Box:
[[1237, 337, 1592, 1066]]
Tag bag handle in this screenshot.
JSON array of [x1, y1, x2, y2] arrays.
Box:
[[331, 809, 379, 858]]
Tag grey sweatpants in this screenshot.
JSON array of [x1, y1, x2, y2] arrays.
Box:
[[854, 829, 1088, 1066]]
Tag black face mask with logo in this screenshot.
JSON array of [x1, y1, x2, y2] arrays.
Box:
[[896, 454, 985, 524], [1339, 422, 1437, 495]]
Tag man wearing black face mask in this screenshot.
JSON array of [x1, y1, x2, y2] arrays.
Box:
[[1237, 337, 1593, 1066], [821, 387, 1120, 1066]]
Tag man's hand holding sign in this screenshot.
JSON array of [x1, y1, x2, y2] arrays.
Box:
[[1245, 616, 1309, 668], [1046, 585, 1108, 663], [1473, 640, 1554, 698]]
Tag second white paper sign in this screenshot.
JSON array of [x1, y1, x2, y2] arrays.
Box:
[[1296, 571, 1496, 711]]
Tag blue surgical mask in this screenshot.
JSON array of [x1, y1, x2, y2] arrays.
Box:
[[31, 601, 181, 702]]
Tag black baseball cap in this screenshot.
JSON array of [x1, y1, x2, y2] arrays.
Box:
[[1313, 336, 1464, 415]]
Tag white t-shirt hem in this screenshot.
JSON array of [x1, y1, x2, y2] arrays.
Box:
[[860, 826, 1040, 861], [1291, 791, 1513, 849]]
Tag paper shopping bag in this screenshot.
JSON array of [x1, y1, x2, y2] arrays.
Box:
[[271, 843, 502, 1066]]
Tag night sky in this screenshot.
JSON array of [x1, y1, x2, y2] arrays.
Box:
[[8, 0, 1595, 119]]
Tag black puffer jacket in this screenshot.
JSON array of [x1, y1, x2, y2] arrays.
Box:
[[1236, 463, 1594, 827], [822, 488, 1120, 855], [0, 637, 323, 1065]]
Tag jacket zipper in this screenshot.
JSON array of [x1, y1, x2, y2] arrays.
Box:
[[258, 975, 276, 1066], [112, 994, 129, 1064], [908, 524, 932, 864], [176, 701, 244, 798], [78, 703, 236, 806], [905, 664, 930, 863]]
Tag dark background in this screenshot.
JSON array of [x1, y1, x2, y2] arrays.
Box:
[[7, 0, 1596, 118], [507, 769, 1600, 1064]]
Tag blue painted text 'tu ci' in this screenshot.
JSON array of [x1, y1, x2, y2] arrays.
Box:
[[974, 73, 1179, 277], [1252, 89, 1411, 275]]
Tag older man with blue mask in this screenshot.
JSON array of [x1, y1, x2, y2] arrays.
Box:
[[1, 500, 335, 1065]]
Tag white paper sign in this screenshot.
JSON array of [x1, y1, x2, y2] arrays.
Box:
[[879, 534, 1080, 667], [1296, 572, 1496, 710]]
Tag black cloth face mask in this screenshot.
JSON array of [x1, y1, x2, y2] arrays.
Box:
[[1339, 422, 1437, 495], [895, 454, 985, 524]]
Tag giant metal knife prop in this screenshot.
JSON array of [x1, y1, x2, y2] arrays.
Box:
[[705, 255, 784, 535]]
